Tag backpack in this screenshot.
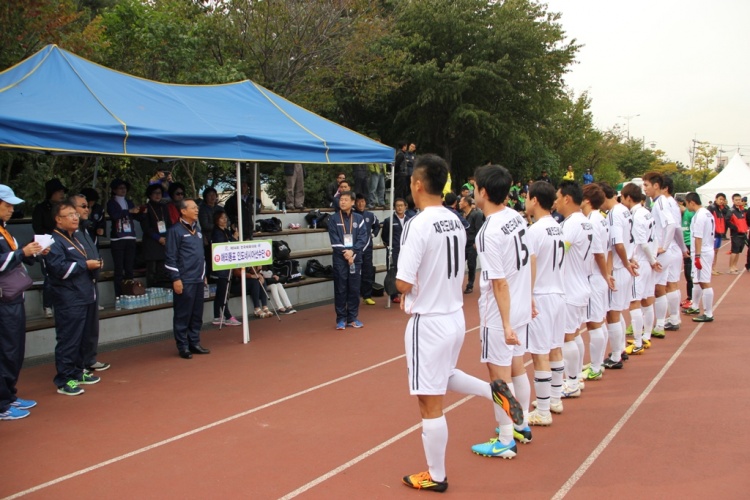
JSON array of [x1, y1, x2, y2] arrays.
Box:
[[272, 259, 302, 283], [305, 259, 334, 278], [304, 210, 330, 229], [257, 217, 282, 233], [272, 240, 292, 260]]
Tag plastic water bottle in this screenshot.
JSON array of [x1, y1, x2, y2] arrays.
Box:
[[115, 297, 121, 311], [349, 262, 355, 274], [313, 219, 317, 229]]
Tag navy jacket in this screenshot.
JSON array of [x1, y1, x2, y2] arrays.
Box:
[[44, 228, 96, 306], [328, 210, 367, 263], [381, 213, 412, 251], [76, 222, 100, 282], [354, 208, 380, 252], [107, 198, 139, 240], [165, 219, 206, 284], [0, 223, 36, 305]]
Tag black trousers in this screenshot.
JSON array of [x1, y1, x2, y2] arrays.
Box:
[[0, 301, 25, 411], [360, 248, 374, 299], [213, 277, 232, 319], [173, 282, 204, 351], [332, 255, 361, 323], [395, 173, 410, 201], [53, 302, 94, 387], [386, 248, 400, 299], [684, 245, 693, 300], [146, 259, 170, 288], [82, 293, 100, 367], [111, 239, 136, 297], [466, 245, 477, 288]]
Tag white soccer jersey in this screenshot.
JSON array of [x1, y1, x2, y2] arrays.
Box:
[[561, 211, 594, 307], [477, 208, 533, 330], [397, 206, 466, 315], [651, 196, 677, 249], [587, 210, 609, 276], [690, 207, 715, 255], [631, 204, 656, 263], [607, 203, 634, 269], [527, 215, 564, 295], [665, 196, 684, 250]]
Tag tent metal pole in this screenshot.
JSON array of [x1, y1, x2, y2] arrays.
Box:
[[92, 157, 100, 188], [236, 161, 250, 343], [253, 163, 258, 222], [386, 163, 395, 309]]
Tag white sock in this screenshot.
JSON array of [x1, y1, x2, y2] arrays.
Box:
[[692, 285, 703, 313], [630, 308, 644, 347], [654, 295, 668, 329], [607, 322, 623, 362], [494, 404, 514, 444], [533, 370, 552, 413], [512, 374, 531, 428], [562, 341, 580, 391], [588, 328, 605, 372], [643, 305, 654, 340], [667, 290, 681, 324], [550, 360, 564, 403], [574, 335, 585, 375], [447, 369, 492, 400], [703, 288, 714, 317], [601, 323, 609, 353], [620, 317, 627, 352], [422, 416, 448, 482]]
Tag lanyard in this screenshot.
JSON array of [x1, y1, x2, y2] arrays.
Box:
[[339, 211, 353, 235], [0, 224, 16, 251], [148, 202, 164, 222], [54, 229, 87, 258]]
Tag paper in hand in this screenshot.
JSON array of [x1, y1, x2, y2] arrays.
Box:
[[34, 234, 54, 250]]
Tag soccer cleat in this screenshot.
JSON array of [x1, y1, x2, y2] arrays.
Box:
[[664, 322, 681, 331], [625, 343, 645, 355], [363, 297, 376, 305], [57, 380, 84, 396], [402, 471, 448, 492], [471, 438, 517, 458], [692, 314, 714, 323], [642, 338, 651, 349], [625, 324, 634, 336], [336, 320, 346, 330], [527, 409, 553, 426], [513, 426, 533, 444], [77, 372, 100, 385], [680, 299, 692, 309], [583, 367, 603, 381], [490, 379, 524, 426], [651, 327, 666, 339], [533, 399, 563, 414], [683, 308, 700, 315], [621, 351, 629, 361], [602, 357, 623, 369], [561, 381, 581, 398], [10, 398, 37, 410], [348, 319, 364, 328], [0, 406, 30, 420]]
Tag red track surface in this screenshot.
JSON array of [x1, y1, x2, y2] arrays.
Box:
[[1, 271, 748, 499]]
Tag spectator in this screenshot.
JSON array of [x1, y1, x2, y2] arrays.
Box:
[[442, 193, 469, 229], [149, 168, 173, 201], [352, 164, 369, 201], [326, 173, 346, 207], [210, 211, 242, 326], [677, 195, 694, 308], [328, 190, 368, 329], [107, 179, 140, 298], [166, 199, 210, 359], [460, 195, 484, 294], [332, 180, 352, 211], [247, 265, 272, 318], [461, 183, 472, 199], [199, 187, 221, 273], [167, 182, 186, 224], [32, 178, 67, 318], [141, 184, 172, 288], [525, 179, 533, 195], [260, 266, 297, 314], [394, 141, 409, 201], [563, 165, 575, 181], [583, 169, 594, 185], [707, 193, 729, 274], [380, 198, 412, 302], [509, 181, 522, 198], [80, 188, 105, 246], [224, 181, 255, 240], [405, 194, 418, 218], [406, 143, 417, 177], [727, 193, 747, 274], [284, 163, 306, 210], [0, 185, 44, 419], [354, 194, 381, 305], [538, 170, 552, 183], [368, 162, 386, 209]]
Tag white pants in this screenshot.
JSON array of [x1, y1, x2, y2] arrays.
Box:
[[267, 283, 292, 309]]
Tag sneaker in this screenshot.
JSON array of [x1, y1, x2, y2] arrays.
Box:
[[561, 381, 581, 398], [402, 471, 448, 492], [76, 372, 101, 385], [10, 397, 37, 409], [625, 343, 645, 355], [490, 379, 524, 426], [693, 314, 714, 323], [391, 296, 401, 303], [463, 286, 473, 294], [348, 319, 364, 328], [57, 380, 84, 396], [285, 308, 297, 314], [88, 361, 111, 372], [225, 316, 242, 326], [680, 299, 692, 309], [44, 307, 53, 318], [583, 367, 603, 381], [651, 327, 666, 339], [0, 406, 30, 420], [578, 380, 585, 391], [625, 324, 634, 336], [336, 320, 346, 330], [527, 409, 553, 426], [683, 308, 700, 315], [532, 399, 563, 414], [602, 357, 623, 369], [212, 317, 223, 325], [363, 298, 376, 305], [513, 426, 533, 444], [642, 338, 651, 349], [664, 321, 681, 331], [621, 351, 629, 361], [471, 438, 517, 458]]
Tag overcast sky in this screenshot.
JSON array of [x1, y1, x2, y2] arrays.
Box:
[[546, 0, 750, 166]]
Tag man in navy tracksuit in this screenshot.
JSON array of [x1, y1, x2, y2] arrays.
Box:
[[45, 202, 102, 395], [328, 191, 368, 330], [166, 199, 209, 359], [354, 194, 381, 305]]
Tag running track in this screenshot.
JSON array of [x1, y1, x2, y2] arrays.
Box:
[[1, 271, 748, 499]]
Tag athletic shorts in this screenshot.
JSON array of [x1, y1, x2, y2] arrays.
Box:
[[656, 247, 681, 285], [404, 309, 465, 396], [528, 293, 565, 354], [564, 303, 587, 336], [714, 236, 722, 250], [480, 324, 527, 366], [692, 252, 714, 284], [586, 275, 608, 323], [609, 267, 636, 311], [731, 235, 746, 254], [633, 260, 654, 300]]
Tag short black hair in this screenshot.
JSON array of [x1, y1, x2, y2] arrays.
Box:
[[444, 192, 458, 206], [621, 182, 643, 203], [642, 172, 664, 189], [146, 184, 163, 198], [80, 187, 99, 203], [338, 179, 351, 188], [394, 198, 406, 206], [202, 186, 217, 199], [596, 181, 616, 199], [558, 180, 583, 205], [732, 193, 742, 199], [413, 154, 449, 196], [355, 193, 366, 201], [339, 190, 355, 201], [53, 201, 76, 218], [528, 181, 556, 211], [473, 164, 512, 205], [582, 184, 605, 210], [174, 199, 187, 213], [662, 175, 674, 195], [685, 192, 702, 205], [716, 192, 726, 199], [169, 182, 186, 198]]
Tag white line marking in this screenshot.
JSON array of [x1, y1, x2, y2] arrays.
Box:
[[552, 272, 743, 499], [5, 327, 481, 499]]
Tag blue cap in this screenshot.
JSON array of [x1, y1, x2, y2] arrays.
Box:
[[0, 185, 24, 205]]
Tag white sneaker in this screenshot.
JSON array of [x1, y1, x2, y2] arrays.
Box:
[[212, 317, 222, 325], [578, 380, 585, 391], [44, 307, 53, 318], [285, 308, 297, 314], [225, 316, 242, 326], [527, 409, 553, 426], [532, 399, 563, 414]]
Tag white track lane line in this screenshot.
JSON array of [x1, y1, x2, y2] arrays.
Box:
[[5, 327, 482, 499], [552, 271, 743, 499]]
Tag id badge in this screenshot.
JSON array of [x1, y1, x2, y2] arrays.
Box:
[[122, 219, 132, 233], [344, 234, 353, 248], [157, 221, 167, 234]]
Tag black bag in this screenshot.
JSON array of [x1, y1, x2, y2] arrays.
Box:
[[371, 282, 384, 297], [257, 217, 282, 233], [316, 212, 331, 229], [305, 209, 321, 228], [272, 240, 292, 260], [272, 259, 302, 283], [0, 265, 33, 302], [384, 267, 398, 296], [304, 259, 335, 278]]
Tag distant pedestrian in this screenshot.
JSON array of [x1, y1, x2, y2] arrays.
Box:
[[284, 163, 306, 210]]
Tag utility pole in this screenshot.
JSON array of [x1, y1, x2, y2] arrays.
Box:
[[618, 114, 640, 140]]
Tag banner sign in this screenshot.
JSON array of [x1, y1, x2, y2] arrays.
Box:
[[211, 240, 273, 270]]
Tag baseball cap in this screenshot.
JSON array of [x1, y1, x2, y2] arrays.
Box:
[[0, 185, 24, 205]]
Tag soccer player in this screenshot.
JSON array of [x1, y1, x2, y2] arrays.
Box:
[[525, 181, 566, 425], [555, 181, 594, 400], [580, 184, 615, 381], [661, 177, 688, 330], [470, 164, 534, 455], [398, 155, 522, 493], [684, 193, 715, 322]]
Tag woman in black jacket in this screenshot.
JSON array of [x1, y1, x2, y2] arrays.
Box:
[[140, 184, 172, 287], [211, 211, 242, 325]]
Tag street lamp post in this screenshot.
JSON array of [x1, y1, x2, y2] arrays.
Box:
[[618, 114, 640, 140]]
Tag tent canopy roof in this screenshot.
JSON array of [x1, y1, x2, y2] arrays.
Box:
[[0, 45, 394, 164], [696, 153, 750, 203]]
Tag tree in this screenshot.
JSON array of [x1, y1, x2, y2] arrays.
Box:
[[690, 141, 718, 185]]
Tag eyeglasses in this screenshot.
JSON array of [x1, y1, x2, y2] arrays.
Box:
[[79, 204, 89, 209], [174, 191, 185, 196], [60, 212, 80, 219]]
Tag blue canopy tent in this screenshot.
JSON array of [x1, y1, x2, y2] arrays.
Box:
[[0, 45, 396, 341]]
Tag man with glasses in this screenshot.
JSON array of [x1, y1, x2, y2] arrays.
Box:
[[45, 202, 103, 395]]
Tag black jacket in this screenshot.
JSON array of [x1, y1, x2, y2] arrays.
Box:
[[32, 200, 56, 235], [224, 193, 254, 240], [141, 201, 172, 261]]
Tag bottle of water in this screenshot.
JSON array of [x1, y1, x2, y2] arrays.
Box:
[[349, 262, 355, 274], [115, 297, 121, 311]]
